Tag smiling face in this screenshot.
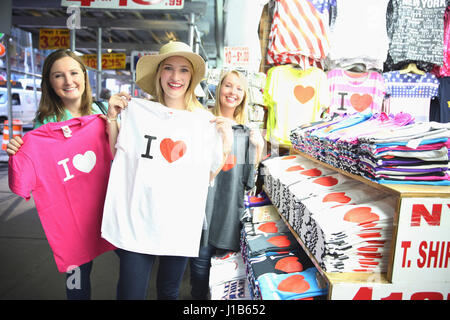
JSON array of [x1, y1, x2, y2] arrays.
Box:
[[49, 56, 85, 106], [159, 56, 193, 106], [219, 72, 245, 112]]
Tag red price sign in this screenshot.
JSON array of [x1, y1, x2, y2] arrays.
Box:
[[224, 47, 250, 67], [331, 282, 449, 300], [39, 29, 70, 50], [82, 53, 126, 70], [61, 0, 184, 9]]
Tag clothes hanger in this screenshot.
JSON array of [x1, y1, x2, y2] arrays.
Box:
[[399, 63, 425, 75]]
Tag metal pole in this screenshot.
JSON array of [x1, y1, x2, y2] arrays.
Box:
[[188, 13, 195, 49], [6, 35, 12, 125], [70, 29, 76, 52], [28, 32, 38, 111], [96, 27, 102, 100]]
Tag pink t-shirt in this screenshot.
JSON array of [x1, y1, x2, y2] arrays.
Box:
[[8, 115, 115, 272]]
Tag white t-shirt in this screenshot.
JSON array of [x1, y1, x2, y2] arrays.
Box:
[[101, 98, 223, 257]]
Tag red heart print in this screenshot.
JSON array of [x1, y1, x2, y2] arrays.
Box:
[[275, 257, 304, 273], [277, 275, 310, 293], [350, 94, 373, 112], [282, 155, 297, 160], [222, 154, 236, 171], [313, 176, 338, 187], [257, 222, 278, 233], [160, 138, 186, 163], [286, 165, 304, 172], [267, 235, 291, 248], [322, 192, 351, 204], [301, 168, 322, 177], [343, 207, 380, 224], [294, 85, 315, 104]]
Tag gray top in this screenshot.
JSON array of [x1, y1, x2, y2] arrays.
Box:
[[202, 125, 256, 251]]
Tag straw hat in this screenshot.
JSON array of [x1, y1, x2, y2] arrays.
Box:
[[135, 41, 206, 96]]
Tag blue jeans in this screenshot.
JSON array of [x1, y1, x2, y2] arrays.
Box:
[[116, 249, 188, 300], [189, 244, 217, 299], [65, 261, 93, 300]]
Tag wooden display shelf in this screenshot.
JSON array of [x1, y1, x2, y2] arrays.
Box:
[[264, 188, 389, 299], [290, 148, 450, 199], [262, 150, 449, 299]]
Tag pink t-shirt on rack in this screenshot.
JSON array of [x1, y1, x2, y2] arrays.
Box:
[[8, 115, 115, 272]]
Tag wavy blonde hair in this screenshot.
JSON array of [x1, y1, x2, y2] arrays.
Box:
[[212, 70, 248, 124]]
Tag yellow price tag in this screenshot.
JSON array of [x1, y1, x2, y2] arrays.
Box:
[[82, 53, 126, 70], [39, 29, 70, 50]]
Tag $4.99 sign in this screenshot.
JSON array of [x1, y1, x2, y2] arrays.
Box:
[[61, 0, 184, 9], [39, 29, 70, 50], [82, 53, 126, 70]]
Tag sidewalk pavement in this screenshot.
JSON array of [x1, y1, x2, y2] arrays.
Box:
[[0, 153, 192, 300]]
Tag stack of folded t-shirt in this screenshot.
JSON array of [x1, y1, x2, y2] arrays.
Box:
[[301, 186, 393, 272], [310, 196, 396, 272], [241, 218, 326, 300], [290, 112, 415, 176], [209, 251, 251, 300], [358, 122, 450, 185]]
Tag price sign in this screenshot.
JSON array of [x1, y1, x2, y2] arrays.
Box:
[[224, 46, 250, 68], [39, 29, 70, 50], [61, 0, 184, 10], [82, 53, 126, 70], [331, 282, 449, 300], [392, 198, 450, 283]]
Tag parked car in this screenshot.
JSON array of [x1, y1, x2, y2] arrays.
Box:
[[0, 80, 41, 130]]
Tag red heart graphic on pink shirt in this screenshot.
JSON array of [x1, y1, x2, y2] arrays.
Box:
[[350, 94, 372, 112]]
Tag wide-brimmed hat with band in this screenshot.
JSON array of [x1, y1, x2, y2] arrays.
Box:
[[135, 41, 206, 97]]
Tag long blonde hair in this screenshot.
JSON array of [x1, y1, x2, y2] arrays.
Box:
[[152, 57, 203, 112], [212, 70, 248, 124], [36, 49, 93, 123]]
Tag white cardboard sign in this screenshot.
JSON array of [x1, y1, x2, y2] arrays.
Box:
[[391, 198, 450, 283]]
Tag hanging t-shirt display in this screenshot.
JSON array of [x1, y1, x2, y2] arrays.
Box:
[[267, 0, 334, 68], [205, 125, 256, 251], [387, 0, 446, 66], [383, 71, 440, 122], [101, 98, 224, 257], [264, 65, 329, 145], [8, 115, 116, 272], [326, 0, 390, 71], [431, 6, 450, 77], [327, 69, 385, 116], [434, 77, 450, 123]]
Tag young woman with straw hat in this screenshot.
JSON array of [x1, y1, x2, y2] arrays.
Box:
[[102, 41, 233, 300]]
